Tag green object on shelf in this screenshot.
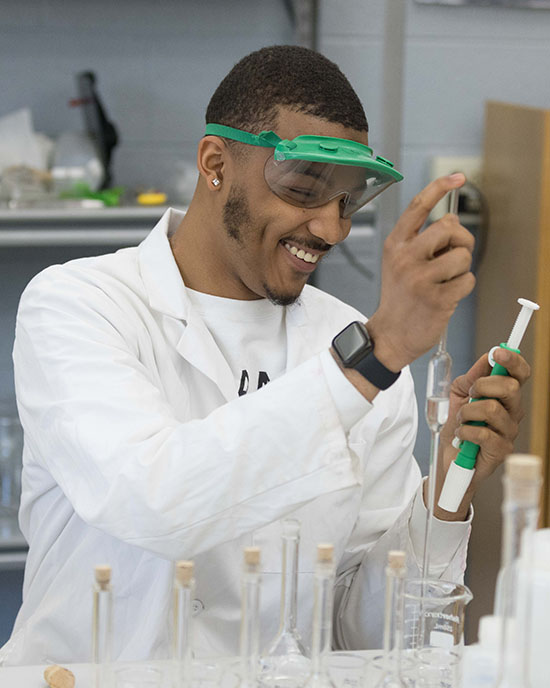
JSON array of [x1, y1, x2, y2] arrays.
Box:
[[59, 182, 125, 207]]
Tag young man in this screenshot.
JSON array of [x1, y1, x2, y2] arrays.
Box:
[[3, 46, 529, 664]]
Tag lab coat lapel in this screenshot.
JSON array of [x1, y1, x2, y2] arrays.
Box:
[[138, 209, 237, 402], [175, 313, 237, 402]]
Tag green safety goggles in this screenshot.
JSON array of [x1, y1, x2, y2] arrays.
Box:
[[205, 123, 403, 219]]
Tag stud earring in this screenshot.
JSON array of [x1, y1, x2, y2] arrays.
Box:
[[212, 178, 220, 187]]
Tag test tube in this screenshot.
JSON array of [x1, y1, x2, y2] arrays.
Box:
[[173, 560, 195, 687], [240, 547, 262, 688], [92, 564, 113, 688], [303, 544, 337, 688]]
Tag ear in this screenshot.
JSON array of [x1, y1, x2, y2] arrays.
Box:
[[197, 136, 232, 190]]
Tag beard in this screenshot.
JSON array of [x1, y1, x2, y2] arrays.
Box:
[[262, 282, 301, 307], [222, 185, 305, 307], [222, 185, 250, 243]]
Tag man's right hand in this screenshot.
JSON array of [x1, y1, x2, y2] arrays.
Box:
[[366, 173, 475, 374]]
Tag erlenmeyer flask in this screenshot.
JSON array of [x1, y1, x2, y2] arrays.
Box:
[[261, 519, 310, 687]]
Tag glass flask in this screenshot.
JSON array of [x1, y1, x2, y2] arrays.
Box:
[[374, 551, 408, 688], [403, 578, 472, 688], [92, 564, 113, 688], [172, 560, 195, 687], [261, 519, 310, 687], [303, 544, 336, 688], [240, 547, 262, 688]]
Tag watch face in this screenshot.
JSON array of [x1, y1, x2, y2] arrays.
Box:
[[334, 321, 372, 366]]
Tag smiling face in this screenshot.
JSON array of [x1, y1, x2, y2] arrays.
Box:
[[175, 108, 369, 305]]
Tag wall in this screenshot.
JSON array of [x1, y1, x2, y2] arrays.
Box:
[[0, 0, 293, 193], [318, 0, 550, 464]]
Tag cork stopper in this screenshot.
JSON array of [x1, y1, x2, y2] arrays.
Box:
[[317, 543, 334, 563], [388, 550, 406, 570], [94, 564, 111, 589], [44, 665, 75, 688], [244, 546, 261, 566], [175, 560, 194, 586], [505, 454, 542, 482]]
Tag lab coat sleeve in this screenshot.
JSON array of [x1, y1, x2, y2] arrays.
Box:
[[13, 267, 364, 559], [332, 369, 472, 650]]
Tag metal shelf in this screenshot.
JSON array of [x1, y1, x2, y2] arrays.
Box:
[[0, 205, 187, 247], [0, 229, 150, 246]]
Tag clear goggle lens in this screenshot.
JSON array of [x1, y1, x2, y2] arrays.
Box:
[[264, 157, 396, 219]]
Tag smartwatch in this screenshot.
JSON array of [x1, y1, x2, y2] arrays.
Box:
[[332, 321, 401, 390]]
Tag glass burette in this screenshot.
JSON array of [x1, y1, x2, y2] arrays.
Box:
[[421, 188, 457, 580]]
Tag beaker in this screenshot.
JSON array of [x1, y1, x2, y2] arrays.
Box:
[[402, 579, 472, 688], [0, 416, 23, 515]]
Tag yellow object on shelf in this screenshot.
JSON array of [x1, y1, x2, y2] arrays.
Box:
[[137, 191, 167, 205]]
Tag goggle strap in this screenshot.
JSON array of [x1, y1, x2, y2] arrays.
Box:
[[204, 123, 280, 148]]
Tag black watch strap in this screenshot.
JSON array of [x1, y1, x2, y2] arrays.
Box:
[[354, 352, 401, 390], [332, 321, 401, 390]]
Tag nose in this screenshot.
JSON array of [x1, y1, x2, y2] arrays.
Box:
[[306, 196, 352, 246]]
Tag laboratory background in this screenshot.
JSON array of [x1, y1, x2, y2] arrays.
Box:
[[0, 0, 550, 680]]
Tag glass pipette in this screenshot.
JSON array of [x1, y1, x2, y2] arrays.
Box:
[[421, 188, 457, 579]]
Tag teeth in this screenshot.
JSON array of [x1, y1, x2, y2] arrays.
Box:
[[283, 242, 319, 264]]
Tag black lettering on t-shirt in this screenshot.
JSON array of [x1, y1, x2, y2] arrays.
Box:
[[237, 370, 271, 395], [257, 371, 270, 389], [238, 370, 249, 396]]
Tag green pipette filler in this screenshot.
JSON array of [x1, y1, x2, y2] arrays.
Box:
[[438, 298, 540, 512]]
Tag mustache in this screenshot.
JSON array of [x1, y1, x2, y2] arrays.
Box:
[[283, 236, 333, 253]]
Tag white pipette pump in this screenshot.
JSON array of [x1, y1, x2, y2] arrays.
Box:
[[438, 298, 540, 513]]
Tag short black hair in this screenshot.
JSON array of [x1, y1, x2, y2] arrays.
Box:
[[205, 45, 368, 135]]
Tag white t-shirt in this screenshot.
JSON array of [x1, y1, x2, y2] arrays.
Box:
[[186, 288, 287, 397]]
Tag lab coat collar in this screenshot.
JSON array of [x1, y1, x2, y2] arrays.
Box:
[[138, 208, 191, 322]]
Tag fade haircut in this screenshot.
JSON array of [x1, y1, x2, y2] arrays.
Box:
[[205, 45, 368, 137]]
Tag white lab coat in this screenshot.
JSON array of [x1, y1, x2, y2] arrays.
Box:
[[2, 209, 470, 666]]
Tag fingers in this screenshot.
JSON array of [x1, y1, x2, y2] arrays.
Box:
[[433, 271, 476, 308], [391, 174, 465, 242], [450, 355, 492, 399], [425, 246, 473, 284], [468, 352, 530, 421], [457, 398, 519, 441], [415, 214, 475, 258], [492, 347, 532, 386], [455, 421, 515, 468]]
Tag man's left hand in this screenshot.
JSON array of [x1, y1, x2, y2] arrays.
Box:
[[429, 346, 531, 521]]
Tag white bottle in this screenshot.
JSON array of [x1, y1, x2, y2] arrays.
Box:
[[516, 528, 550, 688], [461, 615, 502, 687]]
